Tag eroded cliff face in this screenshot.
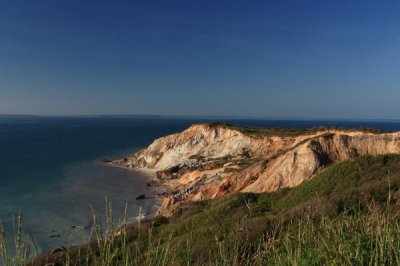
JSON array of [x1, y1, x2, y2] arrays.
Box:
[[113, 124, 400, 215], [120, 124, 311, 170]]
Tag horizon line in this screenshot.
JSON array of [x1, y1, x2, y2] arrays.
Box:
[[0, 113, 399, 122]]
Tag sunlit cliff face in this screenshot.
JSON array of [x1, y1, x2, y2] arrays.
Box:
[[114, 124, 400, 215]]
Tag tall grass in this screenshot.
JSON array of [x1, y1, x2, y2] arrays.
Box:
[[258, 210, 400, 265], [1, 203, 400, 265], [4, 154, 400, 265], [0, 211, 38, 266]]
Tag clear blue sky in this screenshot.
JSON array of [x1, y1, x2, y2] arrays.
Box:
[[0, 1, 399, 119]]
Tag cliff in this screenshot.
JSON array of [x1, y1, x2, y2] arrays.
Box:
[[113, 123, 400, 215]]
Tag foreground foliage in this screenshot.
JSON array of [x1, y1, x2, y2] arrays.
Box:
[[2, 154, 400, 265]]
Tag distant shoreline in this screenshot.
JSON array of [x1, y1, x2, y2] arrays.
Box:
[[1, 114, 400, 122]]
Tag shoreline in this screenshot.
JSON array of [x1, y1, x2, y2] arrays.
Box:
[[0, 156, 160, 253], [107, 160, 156, 178], [105, 160, 165, 217]]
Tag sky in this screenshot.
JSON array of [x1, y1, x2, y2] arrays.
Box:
[[0, 1, 399, 119]]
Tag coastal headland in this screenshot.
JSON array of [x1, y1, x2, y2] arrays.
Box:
[[28, 123, 400, 265], [112, 123, 400, 215]]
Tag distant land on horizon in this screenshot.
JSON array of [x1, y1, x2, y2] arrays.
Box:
[[0, 113, 399, 122]]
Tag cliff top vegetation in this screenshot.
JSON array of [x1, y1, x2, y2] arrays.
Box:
[[207, 122, 388, 137]]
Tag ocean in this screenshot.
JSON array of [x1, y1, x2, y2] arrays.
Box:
[[1, 116, 400, 252]]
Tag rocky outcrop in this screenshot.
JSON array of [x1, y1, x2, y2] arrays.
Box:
[[113, 124, 400, 215]]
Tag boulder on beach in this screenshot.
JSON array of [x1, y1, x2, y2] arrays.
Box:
[[136, 194, 146, 200]]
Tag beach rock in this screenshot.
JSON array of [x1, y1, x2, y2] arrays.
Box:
[[146, 181, 157, 187], [136, 194, 146, 200], [50, 246, 66, 254]]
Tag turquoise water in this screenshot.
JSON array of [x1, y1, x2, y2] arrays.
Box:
[[1, 116, 400, 252]]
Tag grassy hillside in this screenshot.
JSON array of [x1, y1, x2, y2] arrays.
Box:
[[5, 154, 400, 265]]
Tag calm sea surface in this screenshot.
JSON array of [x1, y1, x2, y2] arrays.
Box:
[[1, 116, 400, 252]]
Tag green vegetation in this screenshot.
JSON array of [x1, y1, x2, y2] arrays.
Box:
[[188, 154, 206, 162], [223, 158, 260, 173], [208, 122, 387, 137], [223, 167, 240, 173], [3, 154, 400, 265], [0, 212, 38, 266]]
